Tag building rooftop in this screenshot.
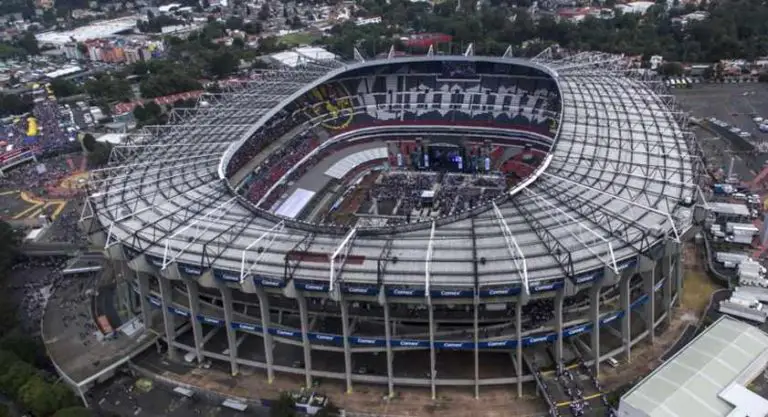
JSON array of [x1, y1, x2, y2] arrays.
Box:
[[270, 47, 337, 68], [710, 202, 751, 217], [620, 316, 768, 417], [35, 16, 139, 45]]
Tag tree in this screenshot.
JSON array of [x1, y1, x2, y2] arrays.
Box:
[[0, 361, 37, 397], [0, 94, 33, 117], [49, 79, 82, 98], [258, 3, 270, 20], [18, 376, 59, 417], [17, 31, 39, 55], [53, 408, 93, 417], [270, 393, 296, 417], [81, 133, 96, 152], [659, 61, 684, 76], [87, 142, 112, 167], [232, 37, 245, 48], [0, 329, 43, 366], [208, 51, 238, 78], [314, 401, 340, 417], [0, 220, 19, 275], [243, 22, 262, 34]]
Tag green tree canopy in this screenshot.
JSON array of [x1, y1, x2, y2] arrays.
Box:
[[49, 79, 83, 98], [270, 392, 297, 417], [52, 407, 93, 417]]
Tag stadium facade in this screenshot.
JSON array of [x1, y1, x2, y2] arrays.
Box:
[[79, 49, 704, 398]]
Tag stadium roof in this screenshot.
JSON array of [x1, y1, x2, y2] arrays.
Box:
[[35, 16, 139, 45], [84, 51, 701, 290], [620, 316, 768, 417]]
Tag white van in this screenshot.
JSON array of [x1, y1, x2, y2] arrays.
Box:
[[606, 357, 619, 368], [184, 352, 196, 363]]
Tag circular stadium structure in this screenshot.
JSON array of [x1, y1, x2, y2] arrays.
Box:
[[80, 50, 701, 398]]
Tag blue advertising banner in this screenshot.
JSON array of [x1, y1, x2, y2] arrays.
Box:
[[309, 333, 340, 343], [294, 281, 328, 292], [178, 262, 203, 276], [213, 269, 241, 282], [171, 307, 190, 317], [531, 281, 564, 293], [256, 277, 285, 288], [386, 288, 426, 297], [479, 287, 521, 297], [343, 286, 379, 296], [429, 289, 475, 298], [146, 255, 164, 268]]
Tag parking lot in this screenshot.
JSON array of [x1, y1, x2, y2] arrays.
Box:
[[674, 84, 768, 183], [675, 83, 768, 138]]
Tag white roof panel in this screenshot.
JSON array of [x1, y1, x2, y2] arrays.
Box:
[[621, 316, 768, 417]]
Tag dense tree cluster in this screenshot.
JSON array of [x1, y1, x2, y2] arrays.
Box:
[[0, 94, 34, 118], [84, 74, 132, 103], [0, 221, 91, 417], [49, 79, 83, 98], [324, 0, 768, 62], [81, 133, 112, 166], [130, 60, 202, 99]]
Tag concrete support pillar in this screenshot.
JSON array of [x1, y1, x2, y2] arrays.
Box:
[[136, 272, 152, 329], [554, 288, 564, 368], [297, 293, 313, 388], [383, 299, 395, 398], [428, 300, 437, 400], [675, 250, 684, 304], [589, 283, 601, 377], [158, 277, 177, 360], [619, 275, 631, 363], [218, 285, 239, 376], [340, 297, 353, 394], [643, 269, 655, 344], [664, 253, 673, 327], [185, 280, 205, 364], [473, 294, 480, 400], [255, 288, 275, 383], [515, 301, 523, 398]]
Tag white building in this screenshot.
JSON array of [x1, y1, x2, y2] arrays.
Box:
[[269, 47, 337, 68], [619, 315, 768, 417]]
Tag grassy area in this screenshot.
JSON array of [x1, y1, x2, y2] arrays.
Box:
[[278, 32, 319, 47], [680, 269, 719, 314]]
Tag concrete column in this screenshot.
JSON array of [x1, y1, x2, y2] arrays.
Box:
[[255, 288, 275, 383], [383, 299, 395, 398], [218, 285, 239, 376], [136, 272, 152, 329], [297, 293, 313, 388], [158, 277, 177, 360], [619, 275, 631, 363], [554, 288, 564, 368], [515, 301, 522, 398], [589, 283, 601, 377], [428, 300, 437, 400], [665, 253, 673, 327], [473, 294, 480, 400], [340, 297, 353, 394], [185, 280, 205, 364], [643, 269, 655, 344], [675, 250, 684, 304]]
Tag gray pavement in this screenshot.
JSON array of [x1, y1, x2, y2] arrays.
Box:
[[43, 274, 158, 383], [89, 373, 269, 417]]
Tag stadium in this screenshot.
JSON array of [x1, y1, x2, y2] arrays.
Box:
[[79, 49, 702, 399]]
